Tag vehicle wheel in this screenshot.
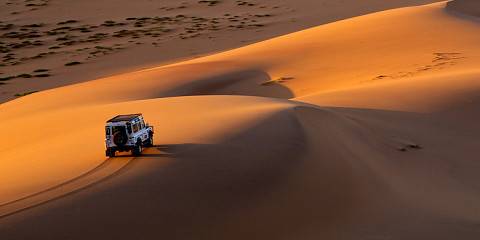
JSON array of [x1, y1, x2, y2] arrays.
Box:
[[113, 131, 127, 146], [106, 148, 115, 158], [132, 141, 142, 156], [145, 135, 153, 147]]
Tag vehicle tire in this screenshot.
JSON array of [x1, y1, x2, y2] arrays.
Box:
[[113, 131, 127, 146], [106, 148, 115, 158], [132, 140, 142, 156], [145, 135, 153, 147]]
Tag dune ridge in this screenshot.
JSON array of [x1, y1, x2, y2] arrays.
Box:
[[1, 1, 480, 239]]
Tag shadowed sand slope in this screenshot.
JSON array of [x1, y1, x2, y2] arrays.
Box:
[[1, 1, 480, 239], [1, 100, 480, 239], [447, 0, 480, 17], [0, 96, 294, 204]]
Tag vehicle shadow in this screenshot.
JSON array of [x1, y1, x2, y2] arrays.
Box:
[[113, 144, 202, 158], [155, 143, 200, 154]]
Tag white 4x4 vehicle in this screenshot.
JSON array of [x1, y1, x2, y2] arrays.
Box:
[[105, 114, 154, 157]]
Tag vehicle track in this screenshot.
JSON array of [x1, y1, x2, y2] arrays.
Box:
[[0, 156, 135, 219]]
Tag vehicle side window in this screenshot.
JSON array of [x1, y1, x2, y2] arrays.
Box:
[[132, 122, 139, 133], [126, 123, 132, 134], [140, 121, 145, 129], [105, 127, 111, 135]]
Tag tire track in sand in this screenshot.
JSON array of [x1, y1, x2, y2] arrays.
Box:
[[0, 156, 135, 219]]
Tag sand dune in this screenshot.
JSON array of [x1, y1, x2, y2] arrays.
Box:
[[5, 2, 476, 112], [0, 0, 442, 103], [1, 98, 479, 239], [1, 1, 480, 239]]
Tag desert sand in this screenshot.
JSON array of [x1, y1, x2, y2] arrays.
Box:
[[1, 0, 480, 239], [0, 0, 441, 103]]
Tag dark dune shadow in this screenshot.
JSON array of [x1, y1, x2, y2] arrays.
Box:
[[159, 64, 294, 99], [0, 110, 307, 240], [2, 105, 479, 240], [446, 0, 480, 19]]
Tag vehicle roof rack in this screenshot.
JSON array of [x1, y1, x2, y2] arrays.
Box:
[[107, 113, 142, 123]]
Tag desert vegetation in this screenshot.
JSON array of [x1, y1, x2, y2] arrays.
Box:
[[0, 0, 280, 85]]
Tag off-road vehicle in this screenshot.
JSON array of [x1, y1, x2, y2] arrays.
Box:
[[105, 114, 154, 157]]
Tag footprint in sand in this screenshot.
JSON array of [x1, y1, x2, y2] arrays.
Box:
[[370, 52, 465, 83], [261, 76, 295, 86]]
